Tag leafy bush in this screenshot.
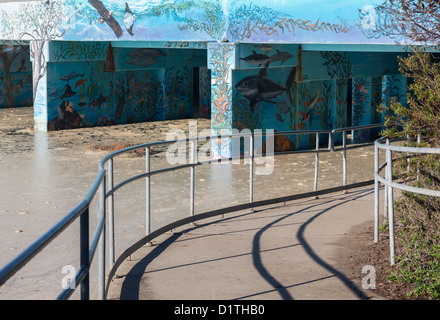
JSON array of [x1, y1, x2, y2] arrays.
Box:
[[380, 49, 440, 299]]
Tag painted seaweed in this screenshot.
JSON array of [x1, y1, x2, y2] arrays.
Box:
[[352, 77, 370, 127], [233, 91, 264, 131], [228, 2, 348, 42], [53, 41, 107, 62]]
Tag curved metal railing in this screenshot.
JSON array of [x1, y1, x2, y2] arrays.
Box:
[[0, 123, 383, 300], [374, 136, 440, 266]]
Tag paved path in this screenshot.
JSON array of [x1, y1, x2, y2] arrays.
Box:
[[107, 186, 383, 300], [0, 107, 385, 300]]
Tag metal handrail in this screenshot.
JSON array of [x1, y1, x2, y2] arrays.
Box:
[[374, 135, 440, 266], [0, 123, 384, 300]]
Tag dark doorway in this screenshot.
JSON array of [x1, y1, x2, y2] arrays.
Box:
[[193, 66, 200, 117]]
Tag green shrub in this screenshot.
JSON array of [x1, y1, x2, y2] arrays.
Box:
[[381, 49, 440, 299]]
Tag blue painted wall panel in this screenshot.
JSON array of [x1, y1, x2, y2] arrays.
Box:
[[0, 1, 413, 45]]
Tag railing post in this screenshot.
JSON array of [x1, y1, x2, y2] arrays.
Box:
[[328, 131, 334, 151], [406, 134, 410, 173], [108, 159, 115, 269], [384, 139, 389, 218], [342, 130, 347, 189], [80, 207, 90, 300], [146, 146, 151, 236], [386, 139, 395, 266], [190, 139, 196, 219], [98, 175, 106, 300], [417, 133, 421, 181], [314, 132, 319, 194], [249, 133, 254, 204], [374, 142, 379, 243]]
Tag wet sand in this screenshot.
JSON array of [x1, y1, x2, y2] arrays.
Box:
[[0, 107, 378, 299]]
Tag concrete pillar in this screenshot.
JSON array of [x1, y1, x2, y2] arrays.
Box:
[[352, 76, 372, 140], [30, 40, 49, 131], [207, 42, 237, 159]]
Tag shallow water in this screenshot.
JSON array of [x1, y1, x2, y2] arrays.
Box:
[[0, 107, 379, 299]]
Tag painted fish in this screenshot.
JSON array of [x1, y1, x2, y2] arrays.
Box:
[[123, 2, 137, 36], [240, 50, 271, 67], [60, 84, 76, 99], [127, 49, 165, 67], [270, 49, 294, 65], [115, 86, 125, 121], [89, 93, 107, 108], [49, 88, 64, 98], [307, 89, 321, 109], [275, 100, 290, 114], [128, 48, 166, 59], [133, 82, 149, 93], [285, 65, 297, 98], [275, 113, 284, 123], [59, 71, 85, 82], [235, 68, 286, 112], [255, 44, 273, 53]]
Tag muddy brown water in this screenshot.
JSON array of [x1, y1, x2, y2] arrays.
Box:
[[0, 107, 379, 299]]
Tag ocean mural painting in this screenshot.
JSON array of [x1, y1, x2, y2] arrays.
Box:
[[0, 43, 33, 109], [0, 0, 413, 154]]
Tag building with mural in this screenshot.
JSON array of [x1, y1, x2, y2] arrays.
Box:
[[0, 0, 411, 155]]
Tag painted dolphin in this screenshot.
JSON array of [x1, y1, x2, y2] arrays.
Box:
[[240, 50, 271, 67], [270, 49, 294, 65]]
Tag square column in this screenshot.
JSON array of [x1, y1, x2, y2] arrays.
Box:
[[207, 42, 237, 159], [30, 40, 49, 131]]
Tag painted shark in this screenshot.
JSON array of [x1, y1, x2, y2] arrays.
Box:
[[236, 65, 298, 112], [235, 68, 286, 112]]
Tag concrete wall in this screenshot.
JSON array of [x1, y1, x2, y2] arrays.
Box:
[[43, 41, 207, 131], [0, 1, 410, 155]]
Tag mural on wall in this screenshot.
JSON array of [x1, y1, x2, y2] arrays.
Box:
[[235, 67, 291, 113], [232, 45, 407, 150], [0, 42, 33, 108], [0, 0, 396, 44], [233, 43, 297, 136], [358, 4, 406, 42], [47, 58, 114, 130], [227, 1, 349, 43], [0, 0, 410, 137], [0, 0, 411, 95], [45, 43, 206, 130], [208, 42, 235, 158]]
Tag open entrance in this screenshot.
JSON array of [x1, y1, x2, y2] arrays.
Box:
[[193, 66, 211, 119]]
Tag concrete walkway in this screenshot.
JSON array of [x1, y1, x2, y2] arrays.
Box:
[[107, 187, 382, 300], [0, 107, 385, 300]]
